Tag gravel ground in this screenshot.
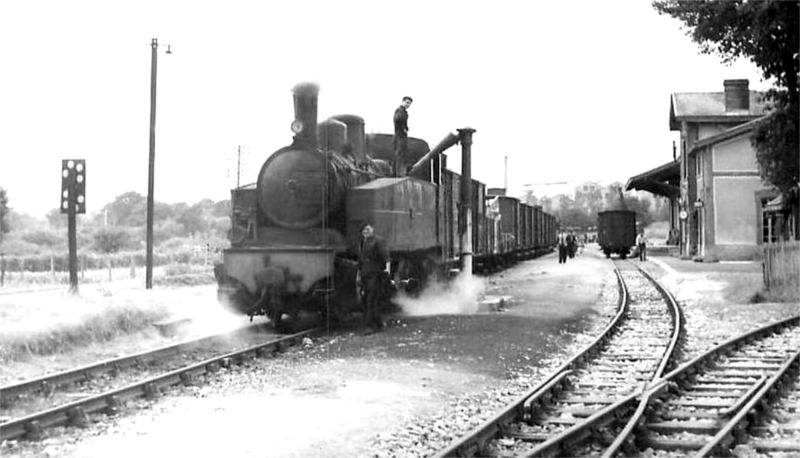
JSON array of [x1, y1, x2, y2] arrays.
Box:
[[642, 257, 799, 361], [2, 246, 798, 458]]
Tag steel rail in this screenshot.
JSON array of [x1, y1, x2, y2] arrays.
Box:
[[521, 261, 684, 458], [1, 323, 268, 399], [646, 315, 800, 395], [598, 262, 685, 458], [631, 315, 800, 455], [693, 342, 800, 457], [0, 328, 316, 441], [432, 266, 630, 457]]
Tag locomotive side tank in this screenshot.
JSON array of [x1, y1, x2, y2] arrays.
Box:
[[346, 177, 442, 289], [346, 178, 438, 252], [597, 210, 636, 258]]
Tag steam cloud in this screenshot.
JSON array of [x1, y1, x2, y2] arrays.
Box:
[[394, 272, 486, 316]]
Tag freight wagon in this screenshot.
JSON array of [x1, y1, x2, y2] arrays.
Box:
[[597, 210, 636, 259]]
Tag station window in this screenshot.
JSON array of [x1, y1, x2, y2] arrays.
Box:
[[761, 198, 777, 244], [695, 153, 703, 176]]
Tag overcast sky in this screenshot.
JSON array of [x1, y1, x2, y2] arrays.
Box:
[[0, 0, 769, 217]]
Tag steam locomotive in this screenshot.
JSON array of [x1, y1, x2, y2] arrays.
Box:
[[214, 82, 558, 331]]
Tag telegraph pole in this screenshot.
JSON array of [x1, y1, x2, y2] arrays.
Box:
[[146, 38, 170, 289], [237, 145, 242, 187], [0, 203, 4, 287]]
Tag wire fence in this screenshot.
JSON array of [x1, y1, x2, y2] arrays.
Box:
[[0, 248, 220, 291]]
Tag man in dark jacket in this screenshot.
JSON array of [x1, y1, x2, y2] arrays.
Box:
[[357, 223, 390, 329], [392, 96, 412, 176], [557, 231, 568, 264]]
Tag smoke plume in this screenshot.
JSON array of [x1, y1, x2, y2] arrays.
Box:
[[394, 272, 486, 316]]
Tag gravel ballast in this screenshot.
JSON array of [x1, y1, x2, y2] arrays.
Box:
[[2, 248, 797, 458]]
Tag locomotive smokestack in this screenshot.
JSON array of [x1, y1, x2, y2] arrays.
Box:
[[291, 82, 320, 148], [331, 114, 366, 162]]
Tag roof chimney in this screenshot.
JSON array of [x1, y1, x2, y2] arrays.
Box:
[[724, 79, 749, 112]]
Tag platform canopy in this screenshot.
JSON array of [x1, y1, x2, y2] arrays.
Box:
[[625, 160, 680, 199]]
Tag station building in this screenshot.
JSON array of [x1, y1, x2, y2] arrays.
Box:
[[627, 79, 777, 261]]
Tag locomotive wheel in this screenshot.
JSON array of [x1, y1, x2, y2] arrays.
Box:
[[269, 295, 306, 334], [270, 310, 300, 334], [220, 283, 257, 315], [268, 309, 286, 333], [318, 303, 343, 327], [269, 308, 299, 334]]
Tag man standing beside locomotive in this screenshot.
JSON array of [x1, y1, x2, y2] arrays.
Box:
[[392, 96, 412, 177], [357, 223, 390, 330]]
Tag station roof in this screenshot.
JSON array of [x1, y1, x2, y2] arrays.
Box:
[[763, 194, 793, 213], [625, 160, 680, 199], [669, 92, 767, 131]]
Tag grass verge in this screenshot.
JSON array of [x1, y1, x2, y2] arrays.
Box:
[[0, 302, 169, 364]]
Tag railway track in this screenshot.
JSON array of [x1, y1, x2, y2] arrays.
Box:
[[635, 315, 800, 457], [434, 260, 685, 457], [0, 325, 316, 442]]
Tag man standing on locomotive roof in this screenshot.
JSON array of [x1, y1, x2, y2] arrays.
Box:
[[392, 96, 412, 177], [357, 223, 390, 330]]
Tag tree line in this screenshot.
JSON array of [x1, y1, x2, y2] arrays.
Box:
[[0, 189, 231, 261], [1, 183, 666, 263], [522, 183, 670, 233]]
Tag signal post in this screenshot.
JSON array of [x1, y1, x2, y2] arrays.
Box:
[[61, 159, 86, 293]]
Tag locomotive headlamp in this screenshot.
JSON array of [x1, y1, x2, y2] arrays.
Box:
[[290, 119, 304, 134]]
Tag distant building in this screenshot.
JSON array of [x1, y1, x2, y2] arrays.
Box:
[[577, 181, 602, 195], [628, 79, 773, 260]]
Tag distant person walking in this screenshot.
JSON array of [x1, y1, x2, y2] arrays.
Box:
[[357, 223, 390, 330], [567, 231, 577, 259], [636, 231, 647, 261], [392, 96, 412, 177], [558, 231, 568, 264]]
